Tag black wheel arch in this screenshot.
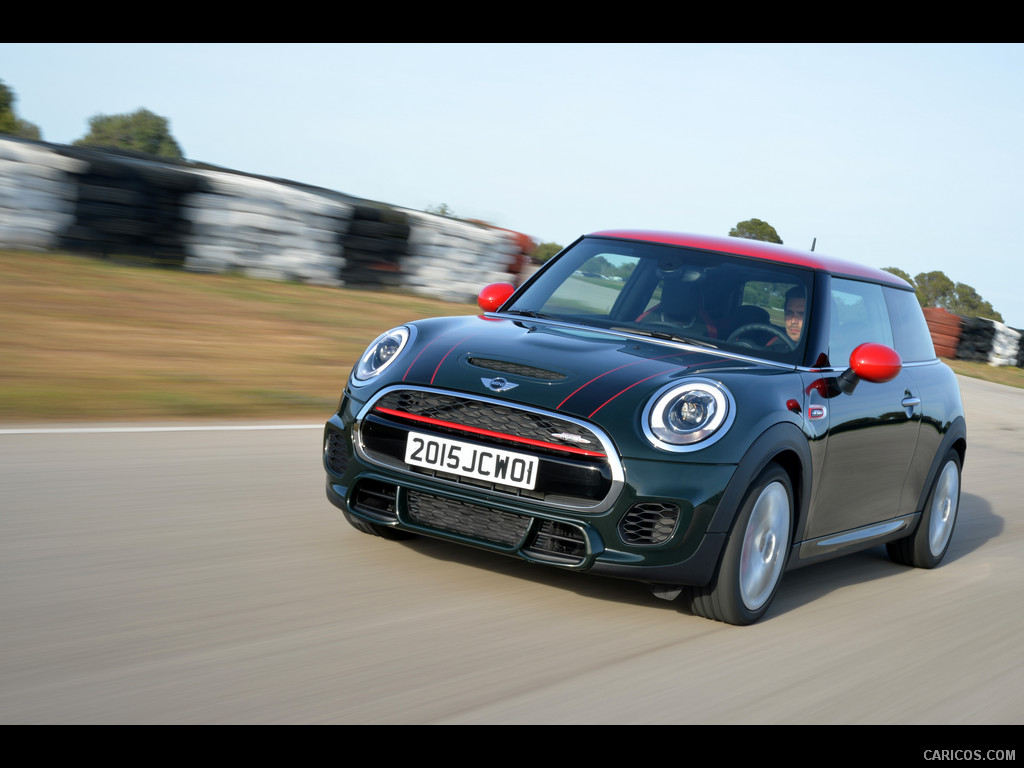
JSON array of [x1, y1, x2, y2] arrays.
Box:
[[912, 415, 967, 523], [707, 421, 811, 541]]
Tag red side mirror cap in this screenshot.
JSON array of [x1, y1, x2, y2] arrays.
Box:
[[849, 342, 902, 383], [477, 282, 516, 313]]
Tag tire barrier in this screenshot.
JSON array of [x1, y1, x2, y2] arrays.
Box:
[[341, 204, 410, 288], [923, 307, 962, 360], [59, 147, 202, 266], [0, 136, 533, 302], [955, 316, 997, 363], [401, 210, 523, 301], [985, 320, 1022, 368], [0, 138, 85, 251], [182, 169, 354, 286], [924, 306, 1023, 368]]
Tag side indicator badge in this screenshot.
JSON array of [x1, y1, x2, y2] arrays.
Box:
[[808, 405, 827, 420]]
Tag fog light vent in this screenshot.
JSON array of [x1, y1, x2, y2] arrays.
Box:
[[325, 430, 349, 475], [619, 502, 680, 545]]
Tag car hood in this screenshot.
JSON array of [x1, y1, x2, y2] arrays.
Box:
[[391, 314, 775, 423]]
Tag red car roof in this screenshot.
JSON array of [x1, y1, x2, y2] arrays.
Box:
[[588, 229, 911, 289]]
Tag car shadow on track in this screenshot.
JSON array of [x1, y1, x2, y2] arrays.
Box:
[[376, 490, 999, 623]]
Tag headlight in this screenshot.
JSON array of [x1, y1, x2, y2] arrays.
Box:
[[642, 378, 735, 452], [352, 327, 411, 383]]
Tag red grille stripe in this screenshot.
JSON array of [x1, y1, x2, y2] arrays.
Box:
[[373, 406, 607, 458]]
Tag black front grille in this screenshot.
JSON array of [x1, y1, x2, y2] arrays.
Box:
[[371, 390, 602, 452], [407, 490, 530, 547]]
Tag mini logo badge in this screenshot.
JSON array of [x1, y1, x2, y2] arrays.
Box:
[[482, 377, 518, 393]]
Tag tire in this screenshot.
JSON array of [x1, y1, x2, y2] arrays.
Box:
[[887, 449, 961, 568], [684, 464, 793, 625]]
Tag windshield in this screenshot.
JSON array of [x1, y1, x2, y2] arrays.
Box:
[[507, 237, 813, 363]]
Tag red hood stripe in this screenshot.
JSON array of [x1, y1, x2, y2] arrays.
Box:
[[588, 369, 669, 419], [557, 351, 696, 411], [430, 333, 483, 384], [402, 329, 477, 381]]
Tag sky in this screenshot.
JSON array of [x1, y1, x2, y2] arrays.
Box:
[[3, 42, 1023, 327]]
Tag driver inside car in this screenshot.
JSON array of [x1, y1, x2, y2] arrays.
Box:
[[763, 286, 805, 348], [783, 286, 806, 343]]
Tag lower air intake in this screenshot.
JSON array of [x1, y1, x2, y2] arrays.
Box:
[[523, 520, 587, 564], [407, 491, 530, 547], [351, 479, 399, 522]]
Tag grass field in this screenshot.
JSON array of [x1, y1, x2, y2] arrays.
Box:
[[1, 249, 1020, 422], [0, 250, 477, 422]]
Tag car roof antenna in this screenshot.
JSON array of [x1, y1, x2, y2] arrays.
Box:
[[810, 237, 816, 252]]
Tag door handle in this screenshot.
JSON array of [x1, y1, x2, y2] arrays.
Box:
[[901, 395, 921, 417]]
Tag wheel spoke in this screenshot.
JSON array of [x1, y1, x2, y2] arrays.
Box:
[[739, 481, 790, 611], [928, 461, 959, 557]]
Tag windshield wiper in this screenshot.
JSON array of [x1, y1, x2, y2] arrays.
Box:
[[503, 309, 552, 319], [610, 326, 719, 349]]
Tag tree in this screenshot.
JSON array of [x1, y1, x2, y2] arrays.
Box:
[[0, 78, 42, 139], [73, 108, 184, 159], [531, 242, 563, 262], [729, 218, 782, 244], [884, 267, 1002, 321], [882, 266, 914, 286], [950, 282, 1002, 321], [426, 203, 456, 217], [914, 270, 956, 309]]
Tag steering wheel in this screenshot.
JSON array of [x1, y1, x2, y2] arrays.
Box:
[[727, 323, 796, 351]]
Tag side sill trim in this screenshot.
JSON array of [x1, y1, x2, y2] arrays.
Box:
[[798, 518, 913, 561], [800, 516, 913, 558]]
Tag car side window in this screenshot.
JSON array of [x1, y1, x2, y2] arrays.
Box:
[[829, 279, 894, 366], [884, 286, 937, 362]]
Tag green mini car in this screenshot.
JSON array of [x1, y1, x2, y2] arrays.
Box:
[[324, 230, 967, 624]]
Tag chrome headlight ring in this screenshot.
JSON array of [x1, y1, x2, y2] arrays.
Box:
[[351, 326, 412, 385], [642, 378, 735, 452]]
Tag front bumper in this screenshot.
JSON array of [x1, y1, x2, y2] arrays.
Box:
[[323, 407, 736, 587]]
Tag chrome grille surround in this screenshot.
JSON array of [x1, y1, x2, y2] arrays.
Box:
[[353, 385, 624, 513]]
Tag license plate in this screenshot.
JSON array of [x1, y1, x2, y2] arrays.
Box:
[[404, 432, 539, 490]]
